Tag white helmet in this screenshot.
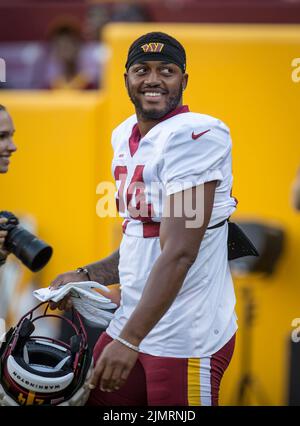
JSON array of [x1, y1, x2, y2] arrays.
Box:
[[0, 302, 93, 406]]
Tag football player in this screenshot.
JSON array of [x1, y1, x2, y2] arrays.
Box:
[[50, 32, 237, 406]]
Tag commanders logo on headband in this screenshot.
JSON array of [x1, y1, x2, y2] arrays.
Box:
[[141, 43, 164, 53]]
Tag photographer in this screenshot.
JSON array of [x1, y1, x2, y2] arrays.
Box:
[[0, 104, 17, 266]]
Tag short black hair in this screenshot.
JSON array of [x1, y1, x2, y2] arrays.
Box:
[[0, 105, 6, 112]]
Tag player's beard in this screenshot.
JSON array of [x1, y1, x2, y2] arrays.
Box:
[[127, 85, 183, 120]]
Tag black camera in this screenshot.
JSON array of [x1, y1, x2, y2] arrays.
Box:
[[0, 211, 53, 272]]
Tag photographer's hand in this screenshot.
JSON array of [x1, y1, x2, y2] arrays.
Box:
[[0, 217, 9, 262]]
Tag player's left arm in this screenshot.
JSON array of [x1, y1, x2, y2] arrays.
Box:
[[120, 180, 217, 346], [90, 180, 217, 392]]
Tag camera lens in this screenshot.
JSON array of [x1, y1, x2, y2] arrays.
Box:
[[5, 226, 53, 272]]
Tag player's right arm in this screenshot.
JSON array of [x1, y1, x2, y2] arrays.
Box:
[[49, 249, 120, 310], [84, 250, 120, 285]]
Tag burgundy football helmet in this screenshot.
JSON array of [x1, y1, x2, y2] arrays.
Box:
[[0, 302, 93, 406]]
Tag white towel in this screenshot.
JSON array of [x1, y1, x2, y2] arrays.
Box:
[[33, 281, 117, 328]]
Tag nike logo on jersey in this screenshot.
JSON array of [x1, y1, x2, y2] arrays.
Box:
[[192, 129, 211, 140]]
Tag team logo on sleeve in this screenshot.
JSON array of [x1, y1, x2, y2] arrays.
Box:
[[192, 129, 211, 140], [141, 43, 164, 53]]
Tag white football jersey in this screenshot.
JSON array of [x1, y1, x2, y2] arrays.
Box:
[[106, 106, 238, 357]]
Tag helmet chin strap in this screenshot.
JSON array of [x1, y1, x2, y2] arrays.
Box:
[[23, 345, 29, 364], [54, 356, 71, 371], [12, 318, 35, 356], [23, 344, 71, 372]]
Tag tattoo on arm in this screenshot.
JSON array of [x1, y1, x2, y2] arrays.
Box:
[[85, 250, 120, 285]]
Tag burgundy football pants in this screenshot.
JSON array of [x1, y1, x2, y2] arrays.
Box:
[[87, 331, 235, 406]]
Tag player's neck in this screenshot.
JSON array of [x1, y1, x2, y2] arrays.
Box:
[[136, 102, 184, 138], [136, 118, 160, 138]]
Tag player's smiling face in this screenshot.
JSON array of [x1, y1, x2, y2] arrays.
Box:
[[125, 61, 188, 120], [0, 110, 16, 173]]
